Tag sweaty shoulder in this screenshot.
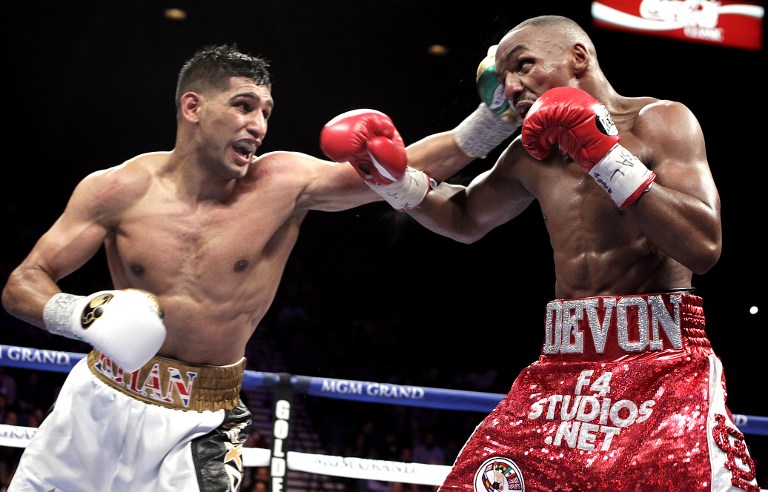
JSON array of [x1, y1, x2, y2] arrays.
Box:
[[76, 152, 165, 215], [252, 150, 373, 212], [241, 150, 327, 197], [248, 150, 341, 184], [253, 150, 333, 169], [628, 98, 695, 130]]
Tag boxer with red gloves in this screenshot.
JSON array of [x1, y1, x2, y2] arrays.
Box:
[[396, 15, 757, 492], [522, 87, 655, 209], [320, 109, 434, 210]]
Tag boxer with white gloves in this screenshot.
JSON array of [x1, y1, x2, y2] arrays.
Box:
[[43, 288, 166, 372], [5, 42, 523, 492], [522, 86, 656, 209]]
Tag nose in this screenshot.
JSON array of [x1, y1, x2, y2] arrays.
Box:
[[247, 112, 267, 140], [503, 72, 524, 105]]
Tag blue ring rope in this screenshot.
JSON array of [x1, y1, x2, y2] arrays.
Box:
[[2, 344, 766, 436]]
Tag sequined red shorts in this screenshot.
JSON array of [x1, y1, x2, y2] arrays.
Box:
[[439, 293, 759, 492]]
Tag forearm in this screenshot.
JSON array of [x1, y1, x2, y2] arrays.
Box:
[[626, 185, 721, 274], [406, 132, 474, 182], [407, 183, 484, 244], [2, 262, 62, 330], [407, 102, 520, 183]]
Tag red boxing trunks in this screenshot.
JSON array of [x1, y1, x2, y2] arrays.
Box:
[[439, 292, 759, 492]]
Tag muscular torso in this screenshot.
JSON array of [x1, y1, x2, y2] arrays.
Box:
[[103, 153, 306, 365], [503, 97, 692, 299]]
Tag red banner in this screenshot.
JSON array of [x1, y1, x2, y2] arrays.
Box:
[[592, 0, 764, 51]]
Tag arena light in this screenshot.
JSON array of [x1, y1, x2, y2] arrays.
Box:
[[591, 0, 764, 51]]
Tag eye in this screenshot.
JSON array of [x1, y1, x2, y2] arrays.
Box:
[[517, 58, 534, 74], [234, 101, 251, 112]]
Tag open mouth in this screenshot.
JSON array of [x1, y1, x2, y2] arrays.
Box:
[[233, 141, 257, 163]]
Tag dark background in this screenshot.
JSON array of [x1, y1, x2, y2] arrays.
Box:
[[2, 0, 766, 466]]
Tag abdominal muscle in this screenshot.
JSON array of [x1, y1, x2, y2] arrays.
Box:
[[535, 171, 692, 299], [153, 293, 271, 366]]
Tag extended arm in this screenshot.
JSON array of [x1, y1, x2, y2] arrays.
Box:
[[406, 143, 535, 243], [318, 47, 521, 212], [407, 45, 522, 184]]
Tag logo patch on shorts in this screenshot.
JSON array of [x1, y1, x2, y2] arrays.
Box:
[[473, 456, 524, 491]]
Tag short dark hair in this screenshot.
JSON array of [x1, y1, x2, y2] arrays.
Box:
[[175, 44, 271, 111]]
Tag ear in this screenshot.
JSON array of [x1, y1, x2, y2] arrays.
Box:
[[571, 43, 590, 77], [179, 92, 202, 123]]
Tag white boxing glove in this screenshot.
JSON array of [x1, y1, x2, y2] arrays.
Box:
[[43, 288, 167, 372]]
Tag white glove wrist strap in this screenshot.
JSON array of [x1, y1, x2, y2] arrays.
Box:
[[454, 103, 520, 158], [43, 293, 85, 340], [369, 167, 432, 210], [589, 144, 656, 209]]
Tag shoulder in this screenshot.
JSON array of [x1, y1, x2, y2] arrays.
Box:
[[497, 136, 544, 176], [254, 150, 334, 168], [484, 137, 539, 196], [635, 100, 705, 163], [85, 151, 165, 181], [75, 152, 167, 209], [617, 97, 703, 152], [634, 99, 700, 133], [248, 151, 340, 181], [629, 99, 709, 176]]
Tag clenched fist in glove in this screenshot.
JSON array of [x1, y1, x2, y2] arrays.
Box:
[[476, 45, 517, 123], [44, 288, 167, 372], [522, 87, 656, 209], [320, 109, 433, 210], [454, 45, 521, 159]]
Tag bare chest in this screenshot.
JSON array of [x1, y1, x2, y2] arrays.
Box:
[[106, 197, 301, 287]]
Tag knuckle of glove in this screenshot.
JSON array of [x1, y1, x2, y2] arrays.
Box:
[[123, 288, 164, 318], [320, 127, 361, 162], [367, 137, 406, 181], [521, 117, 555, 160], [476, 51, 518, 124], [81, 289, 164, 328], [522, 86, 617, 164], [477, 62, 513, 120]]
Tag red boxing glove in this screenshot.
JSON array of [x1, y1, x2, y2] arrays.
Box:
[[320, 109, 407, 186], [321, 109, 433, 210], [522, 87, 655, 208], [521, 87, 618, 171]]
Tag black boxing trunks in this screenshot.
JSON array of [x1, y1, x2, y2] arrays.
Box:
[[439, 292, 759, 492], [9, 349, 252, 492]]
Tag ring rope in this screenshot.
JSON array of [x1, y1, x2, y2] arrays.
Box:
[[1, 344, 766, 434], [0, 423, 450, 485]]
